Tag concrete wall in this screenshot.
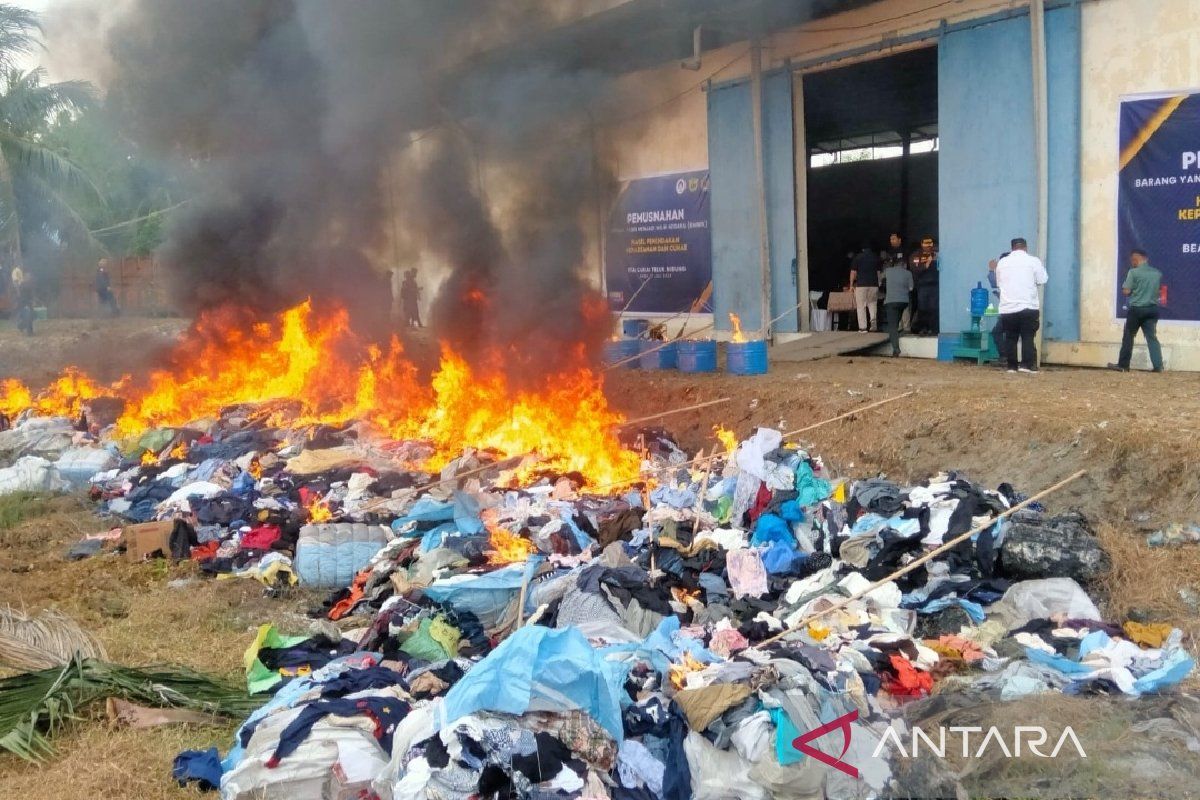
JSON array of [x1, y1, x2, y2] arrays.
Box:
[[601, 0, 1015, 179], [1079, 0, 1200, 369]]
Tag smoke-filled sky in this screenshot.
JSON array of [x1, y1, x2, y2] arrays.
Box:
[[24, 0, 634, 379]]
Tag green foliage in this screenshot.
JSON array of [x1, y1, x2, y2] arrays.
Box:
[[0, 490, 55, 531], [0, 656, 259, 762]]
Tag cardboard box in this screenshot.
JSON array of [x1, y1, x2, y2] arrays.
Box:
[[123, 521, 174, 561]]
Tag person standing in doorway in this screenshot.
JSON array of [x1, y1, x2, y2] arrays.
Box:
[[881, 256, 914, 357], [1109, 248, 1164, 372], [400, 269, 422, 328], [991, 237, 1048, 373], [849, 242, 881, 332], [885, 233, 905, 268]]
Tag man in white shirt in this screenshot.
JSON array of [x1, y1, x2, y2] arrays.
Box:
[[990, 237, 1048, 373]]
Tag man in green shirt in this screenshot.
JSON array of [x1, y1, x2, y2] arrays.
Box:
[[1109, 248, 1164, 372]]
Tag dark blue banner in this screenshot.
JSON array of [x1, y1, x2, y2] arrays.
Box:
[[606, 170, 711, 313], [1118, 93, 1200, 321]]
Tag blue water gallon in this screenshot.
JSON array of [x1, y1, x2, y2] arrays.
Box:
[[676, 339, 718, 373], [970, 282, 989, 318], [638, 340, 677, 370], [603, 339, 641, 369], [726, 339, 769, 375]]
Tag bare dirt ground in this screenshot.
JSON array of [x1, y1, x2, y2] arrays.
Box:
[[0, 318, 1198, 798]]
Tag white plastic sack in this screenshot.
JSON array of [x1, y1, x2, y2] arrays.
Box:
[[372, 702, 440, 800], [0, 420, 75, 462], [988, 577, 1102, 631], [161, 480, 225, 507], [735, 428, 783, 482], [221, 703, 389, 800], [0, 456, 70, 495], [684, 731, 769, 800], [54, 447, 118, 486]]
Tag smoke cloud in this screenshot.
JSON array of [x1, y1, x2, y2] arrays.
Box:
[[102, 0, 627, 374]]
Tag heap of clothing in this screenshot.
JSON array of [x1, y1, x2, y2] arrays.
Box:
[[67, 416, 438, 582], [169, 424, 1194, 800]]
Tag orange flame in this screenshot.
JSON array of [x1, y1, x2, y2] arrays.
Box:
[[482, 509, 535, 564], [729, 313, 746, 343], [0, 367, 120, 419], [140, 449, 158, 467], [668, 651, 707, 690], [1, 300, 642, 487], [713, 425, 738, 456], [307, 496, 334, 523], [169, 441, 189, 461]]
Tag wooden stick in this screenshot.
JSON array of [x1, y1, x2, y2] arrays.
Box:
[[780, 391, 916, 439], [756, 469, 1088, 648], [621, 397, 732, 428], [355, 453, 535, 514], [586, 391, 917, 494], [617, 278, 653, 316], [515, 568, 531, 629], [690, 449, 717, 536]]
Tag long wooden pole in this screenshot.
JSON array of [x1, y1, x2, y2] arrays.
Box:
[[780, 391, 915, 439], [756, 469, 1087, 648], [354, 454, 534, 515], [585, 391, 917, 494], [621, 397, 731, 428], [691, 450, 717, 536]]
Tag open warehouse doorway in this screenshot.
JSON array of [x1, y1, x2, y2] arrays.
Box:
[[801, 47, 939, 319]]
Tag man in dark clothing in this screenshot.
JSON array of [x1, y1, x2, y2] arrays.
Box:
[[400, 269, 422, 328], [884, 233, 906, 268], [96, 260, 120, 316], [881, 259, 913, 357], [909, 236, 939, 334], [849, 243, 881, 332], [1109, 248, 1164, 372]]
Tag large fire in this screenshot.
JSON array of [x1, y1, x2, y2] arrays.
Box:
[[0, 300, 642, 487], [0, 367, 119, 419], [728, 313, 746, 343]]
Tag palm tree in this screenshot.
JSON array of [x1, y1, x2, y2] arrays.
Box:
[[0, 67, 99, 269], [0, 5, 101, 269], [0, 4, 39, 70]]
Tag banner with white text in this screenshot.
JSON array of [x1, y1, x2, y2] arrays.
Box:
[[1117, 93, 1200, 321], [605, 170, 711, 314]]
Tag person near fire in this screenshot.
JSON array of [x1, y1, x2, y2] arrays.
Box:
[[400, 268, 422, 328], [96, 259, 120, 316]]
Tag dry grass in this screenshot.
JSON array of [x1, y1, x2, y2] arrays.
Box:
[[1097, 521, 1200, 641], [0, 494, 326, 798], [0, 716, 238, 800]]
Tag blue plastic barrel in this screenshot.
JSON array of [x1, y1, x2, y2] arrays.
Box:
[[676, 339, 717, 373], [638, 340, 677, 370], [726, 339, 769, 375], [603, 339, 641, 369], [622, 318, 650, 338]]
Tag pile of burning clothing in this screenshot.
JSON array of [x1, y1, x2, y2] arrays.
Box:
[[158, 426, 1193, 799]]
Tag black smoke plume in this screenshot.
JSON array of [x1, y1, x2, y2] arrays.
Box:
[[104, 0, 625, 374]]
